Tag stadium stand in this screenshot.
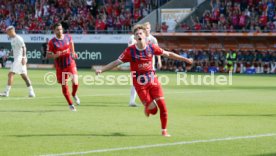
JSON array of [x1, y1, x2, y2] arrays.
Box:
[[0, 0, 171, 34], [156, 0, 276, 74], [177, 0, 276, 32], [1, 0, 276, 74]]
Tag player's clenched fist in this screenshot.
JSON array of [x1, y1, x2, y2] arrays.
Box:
[[187, 58, 193, 65], [95, 69, 102, 75], [72, 53, 78, 59]]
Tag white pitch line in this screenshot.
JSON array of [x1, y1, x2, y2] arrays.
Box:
[[39, 133, 276, 156], [0, 93, 128, 101], [0, 90, 225, 101]]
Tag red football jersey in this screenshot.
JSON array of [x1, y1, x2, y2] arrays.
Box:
[[48, 34, 76, 69], [118, 44, 163, 85]]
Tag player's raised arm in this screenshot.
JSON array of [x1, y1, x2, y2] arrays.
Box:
[[96, 60, 123, 75], [162, 50, 193, 65], [96, 48, 131, 75], [151, 44, 193, 65], [157, 55, 162, 69]]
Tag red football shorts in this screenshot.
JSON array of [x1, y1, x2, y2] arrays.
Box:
[[134, 77, 164, 106], [56, 66, 78, 84]]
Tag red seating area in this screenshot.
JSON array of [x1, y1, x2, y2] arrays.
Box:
[[180, 0, 276, 32], [0, 0, 170, 34]]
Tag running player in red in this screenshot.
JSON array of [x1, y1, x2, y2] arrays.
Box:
[[47, 23, 80, 111], [96, 25, 193, 136]]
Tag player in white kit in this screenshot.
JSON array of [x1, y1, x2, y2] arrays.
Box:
[[0, 26, 35, 97], [128, 22, 162, 107]]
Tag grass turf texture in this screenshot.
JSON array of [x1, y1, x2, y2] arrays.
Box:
[[0, 69, 276, 156]]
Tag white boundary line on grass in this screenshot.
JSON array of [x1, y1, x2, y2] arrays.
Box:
[[0, 93, 129, 101], [39, 133, 276, 156], [0, 90, 225, 101]]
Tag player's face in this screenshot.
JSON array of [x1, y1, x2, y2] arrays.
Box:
[[145, 24, 151, 35], [54, 26, 63, 37], [134, 29, 146, 43], [6, 29, 15, 38]]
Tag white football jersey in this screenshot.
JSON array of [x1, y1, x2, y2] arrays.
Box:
[[146, 34, 158, 45], [10, 35, 26, 61]]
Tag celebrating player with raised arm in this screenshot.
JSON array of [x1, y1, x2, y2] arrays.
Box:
[[128, 22, 162, 107], [47, 23, 80, 111], [96, 24, 193, 137]]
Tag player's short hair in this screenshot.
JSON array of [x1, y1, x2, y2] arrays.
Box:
[[53, 23, 62, 29], [6, 26, 15, 31], [143, 22, 151, 27], [132, 24, 147, 34]]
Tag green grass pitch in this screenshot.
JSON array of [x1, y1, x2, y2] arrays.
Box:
[[0, 69, 276, 156]]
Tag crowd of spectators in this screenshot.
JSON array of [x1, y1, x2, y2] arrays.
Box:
[[180, 0, 276, 32], [2, 0, 276, 74], [160, 48, 276, 74], [3, 0, 276, 33], [0, 0, 170, 34]]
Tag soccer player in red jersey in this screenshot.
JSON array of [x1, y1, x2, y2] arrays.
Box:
[[47, 23, 80, 111], [96, 25, 193, 137]]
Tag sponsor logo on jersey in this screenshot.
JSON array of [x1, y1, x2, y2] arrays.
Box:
[[138, 62, 150, 69]]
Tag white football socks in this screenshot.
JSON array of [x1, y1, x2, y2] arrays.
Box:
[[5, 85, 11, 93], [129, 85, 137, 104]]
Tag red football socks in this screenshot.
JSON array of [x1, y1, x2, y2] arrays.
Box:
[[155, 98, 168, 129], [62, 85, 73, 105]]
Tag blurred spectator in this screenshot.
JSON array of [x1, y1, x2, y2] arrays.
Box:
[[225, 49, 237, 72], [0, 47, 8, 67], [106, 14, 114, 32], [191, 16, 202, 31], [180, 23, 190, 31], [86, 0, 93, 10], [155, 23, 161, 32], [161, 22, 168, 32], [41, 38, 49, 64], [270, 52, 276, 73]]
